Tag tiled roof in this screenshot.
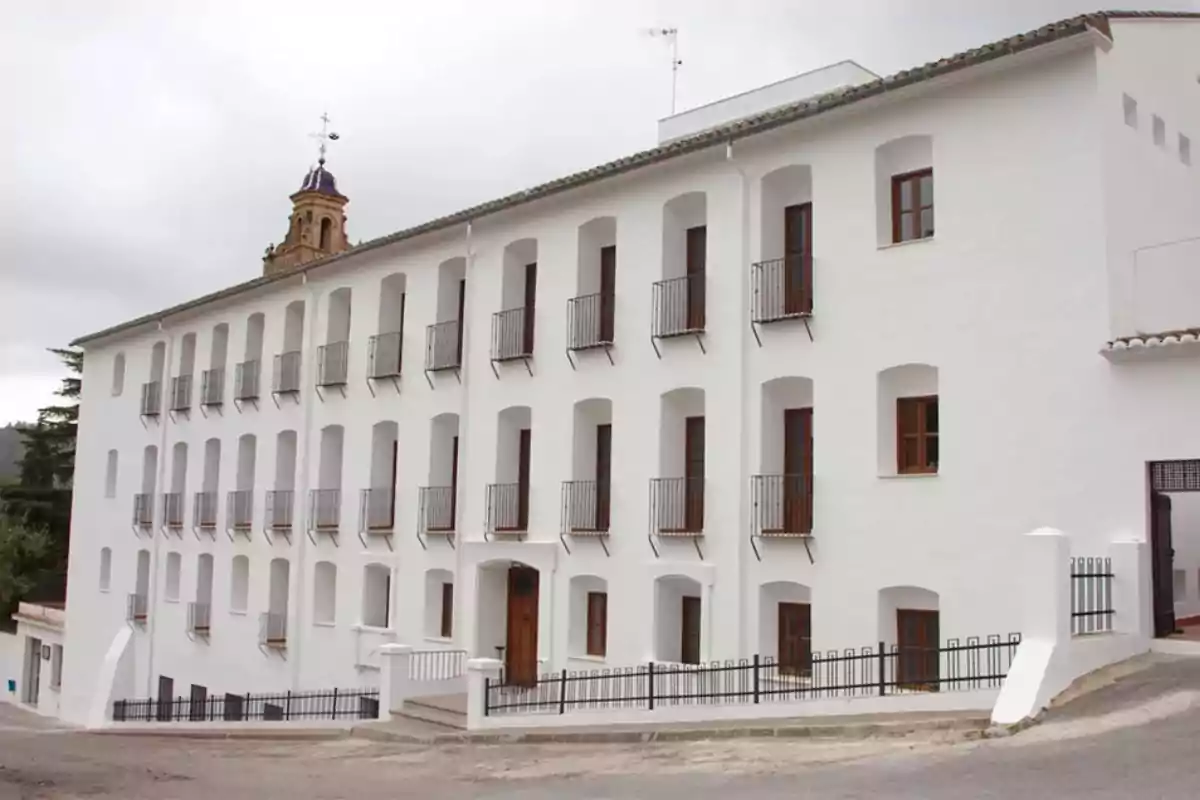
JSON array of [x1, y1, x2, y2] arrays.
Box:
[[71, 10, 1200, 347], [1105, 327, 1200, 351]]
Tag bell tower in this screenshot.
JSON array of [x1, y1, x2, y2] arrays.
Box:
[[263, 114, 350, 277]]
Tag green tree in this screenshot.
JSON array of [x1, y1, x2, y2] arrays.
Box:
[[0, 514, 54, 628]]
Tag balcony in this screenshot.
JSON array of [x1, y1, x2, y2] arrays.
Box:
[[485, 482, 528, 540], [308, 489, 341, 542], [359, 488, 396, 549], [750, 254, 813, 342], [258, 611, 287, 649], [132, 493, 154, 531], [187, 601, 211, 637], [560, 480, 611, 555], [317, 341, 349, 388], [272, 350, 302, 396], [566, 292, 615, 356], [162, 492, 185, 531], [226, 489, 254, 536], [193, 491, 218, 533], [140, 381, 162, 417], [651, 273, 706, 355], [368, 332, 403, 381], [649, 477, 704, 557], [417, 486, 455, 546], [200, 368, 224, 407], [424, 320, 462, 377], [234, 359, 260, 402], [170, 375, 193, 413], [264, 490, 294, 541], [490, 307, 533, 374], [126, 592, 148, 624]]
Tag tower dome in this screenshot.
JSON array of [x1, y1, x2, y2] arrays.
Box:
[[297, 159, 343, 198]]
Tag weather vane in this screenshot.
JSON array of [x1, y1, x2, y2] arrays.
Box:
[[309, 111, 340, 165]]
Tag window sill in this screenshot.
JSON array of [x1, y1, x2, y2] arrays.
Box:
[[353, 624, 395, 634], [569, 654, 608, 664], [424, 636, 454, 645], [164, 598, 180, 604], [878, 472, 939, 480], [313, 621, 336, 628], [230, 609, 247, 616], [99, 588, 110, 594], [877, 236, 935, 251]]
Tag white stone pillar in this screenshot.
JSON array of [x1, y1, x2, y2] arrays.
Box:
[[1023, 527, 1071, 644], [377, 643, 413, 721], [466, 657, 503, 730], [1110, 539, 1150, 638]]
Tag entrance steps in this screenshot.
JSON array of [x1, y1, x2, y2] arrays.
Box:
[[395, 693, 467, 730]]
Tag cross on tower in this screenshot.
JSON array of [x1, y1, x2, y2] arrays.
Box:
[[309, 112, 340, 165]]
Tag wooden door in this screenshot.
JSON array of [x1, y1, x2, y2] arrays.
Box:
[[387, 440, 398, 526], [445, 435, 458, 530], [778, 602, 812, 677], [522, 262, 537, 354], [684, 416, 705, 531], [685, 226, 706, 330], [782, 408, 813, 533], [681, 595, 702, 664], [896, 610, 940, 691], [783, 203, 813, 314], [23, 638, 41, 705], [595, 423, 612, 530], [505, 566, 539, 686], [1151, 492, 1177, 637], [454, 279, 466, 363], [599, 245, 616, 342], [517, 428, 531, 530]]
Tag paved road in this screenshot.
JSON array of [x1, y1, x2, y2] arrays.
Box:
[[2, 655, 1199, 799]]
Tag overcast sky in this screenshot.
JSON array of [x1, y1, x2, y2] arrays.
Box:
[[2, 0, 1197, 425]]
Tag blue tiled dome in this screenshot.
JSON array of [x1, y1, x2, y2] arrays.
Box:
[[297, 159, 341, 197]]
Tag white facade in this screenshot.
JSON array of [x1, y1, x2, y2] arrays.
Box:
[[56, 16, 1200, 725]]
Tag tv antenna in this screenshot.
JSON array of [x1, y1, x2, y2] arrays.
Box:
[[309, 111, 341, 165], [647, 27, 682, 114]]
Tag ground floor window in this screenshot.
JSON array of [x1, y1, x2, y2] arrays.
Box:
[[586, 591, 607, 657]]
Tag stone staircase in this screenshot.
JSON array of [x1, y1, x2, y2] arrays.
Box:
[[394, 693, 467, 730]]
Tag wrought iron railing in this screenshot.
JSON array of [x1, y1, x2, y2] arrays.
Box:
[[170, 375, 193, 412], [140, 381, 162, 416], [227, 489, 254, 531], [567, 292, 615, 350], [410, 650, 468, 682], [751, 474, 813, 535], [132, 493, 154, 529], [1071, 556, 1115, 635], [259, 611, 288, 647], [368, 332, 403, 379], [273, 351, 302, 394], [419, 486, 456, 533], [751, 254, 813, 323], [359, 487, 396, 531], [235, 359, 260, 401], [162, 492, 185, 528], [486, 482, 528, 534], [484, 635, 1021, 716], [200, 368, 224, 406], [491, 307, 534, 361], [561, 479, 610, 533], [187, 601, 211, 636], [193, 491, 218, 529], [652, 273, 705, 338], [425, 320, 462, 371], [317, 341, 349, 387], [650, 477, 704, 535], [309, 488, 341, 531], [126, 592, 149, 624], [112, 687, 379, 723], [265, 489, 295, 531]]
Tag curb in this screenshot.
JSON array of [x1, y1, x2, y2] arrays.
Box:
[[87, 727, 351, 742]]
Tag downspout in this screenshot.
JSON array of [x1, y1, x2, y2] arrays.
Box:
[[146, 320, 175, 697], [291, 271, 320, 690], [455, 221, 474, 656], [725, 140, 753, 659]]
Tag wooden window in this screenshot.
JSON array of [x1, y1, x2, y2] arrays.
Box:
[[585, 591, 608, 656], [440, 582, 453, 638], [680, 596, 701, 664], [891, 168, 934, 243], [685, 226, 706, 330], [522, 262, 537, 354], [897, 396, 938, 474]]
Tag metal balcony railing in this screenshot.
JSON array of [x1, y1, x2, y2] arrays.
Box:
[[491, 307, 534, 361], [561, 479, 610, 533], [259, 611, 287, 648], [265, 490, 295, 532], [170, 375, 193, 412], [368, 332, 403, 379], [234, 359, 260, 401], [566, 292, 615, 350], [194, 491, 218, 530], [652, 273, 705, 338], [227, 489, 254, 531], [486, 482, 529, 536], [649, 477, 704, 535], [317, 341, 349, 387], [309, 489, 341, 531], [140, 381, 162, 416], [133, 493, 154, 529], [751, 254, 813, 323], [187, 601, 212, 636], [162, 492, 185, 528], [751, 474, 813, 535], [425, 320, 462, 372], [418, 486, 456, 534], [273, 351, 302, 394], [200, 368, 224, 407], [359, 487, 396, 531], [126, 592, 149, 624]]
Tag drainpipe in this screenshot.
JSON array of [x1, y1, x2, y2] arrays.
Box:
[[726, 139, 753, 659], [455, 221, 474, 657], [291, 271, 320, 690], [146, 320, 175, 697]]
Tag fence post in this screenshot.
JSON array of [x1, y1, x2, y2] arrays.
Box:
[[331, 687, 339, 720], [377, 643, 414, 721], [285, 690, 292, 721], [1110, 539, 1150, 638], [647, 662, 655, 710], [753, 654, 760, 704], [466, 657, 503, 730], [558, 669, 568, 715], [878, 642, 886, 696]]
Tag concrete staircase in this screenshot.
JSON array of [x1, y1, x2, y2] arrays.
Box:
[[394, 693, 467, 730]]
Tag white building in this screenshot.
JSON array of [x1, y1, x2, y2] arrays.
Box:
[[50, 11, 1200, 725]]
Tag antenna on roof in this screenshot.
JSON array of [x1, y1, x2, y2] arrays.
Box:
[[647, 27, 682, 115], [309, 111, 340, 166]]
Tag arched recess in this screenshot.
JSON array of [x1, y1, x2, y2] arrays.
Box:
[[877, 363, 938, 476], [313, 561, 337, 624], [164, 552, 182, 601], [875, 134, 933, 245], [111, 353, 126, 396], [653, 574, 702, 664], [474, 559, 542, 685], [878, 585, 940, 687], [230, 555, 249, 612], [565, 399, 613, 540], [99, 547, 112, 591], [758, 581, 811, 674], [361, 563, 391, 628], [653, 388, 705, 547], [568, 574, 608, 657], [424, 568, 454, 638], [756, 165, 814, 323], [491, 406, 532, 534]]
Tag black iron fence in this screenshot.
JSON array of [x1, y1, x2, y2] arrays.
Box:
[[410, 650, 468, 682], [751, 474, 813, 535], [140, 381, 162, 416], [273, 351, 302, 394], [419, 485, 456, 534], [485, 635, 1020, 716], [425, 320, 462, 371], [652, 273, 705, 338], [567, 292, 615, 350], [317, 341, 350, 387], [751, 254, 813, 323], [368, 331, 403, 379], [492, 307, 534, 361], [113, 687, 379, 723], [170, 375, 193, 412], [561, 479, 610, 533], [235, 359, 260, 401], [200, 368, 224, 407], [1071, 556, 1115, 635], [487, 482, 528, 534], [650, 477, 704, 535]]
